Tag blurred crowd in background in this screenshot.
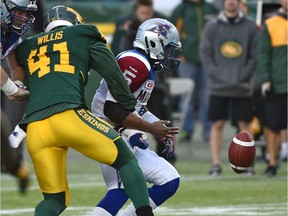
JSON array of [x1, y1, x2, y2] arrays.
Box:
[[1, 0, 287, 195]]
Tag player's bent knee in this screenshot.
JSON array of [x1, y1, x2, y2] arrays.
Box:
[[97, 189, 129, 215], [163, 177, 180, 196], [149, 177, 180, 206], [111, 138, 134, 170]]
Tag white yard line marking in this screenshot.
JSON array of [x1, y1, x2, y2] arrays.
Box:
[[2, 174, 287, 183], [0, 203, 286, 215], [154, 204, 287, 215], [1, 174, 287, 192]]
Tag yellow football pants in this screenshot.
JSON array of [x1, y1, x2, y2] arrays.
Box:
[[26, 108, 131, 206]]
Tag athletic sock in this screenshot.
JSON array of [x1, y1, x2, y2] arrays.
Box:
[[119, 178, 179, 215], [35, 192, 66, 216], [118, 156, 149, 208], [94, 189, 128, 215], [119, 197, 156, 216], [35, 198, 66, 216]]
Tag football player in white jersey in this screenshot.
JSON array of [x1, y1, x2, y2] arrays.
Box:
[[1, 0, 37, 194], [91, 18, 182, 216], [1, 0, 37, 100]]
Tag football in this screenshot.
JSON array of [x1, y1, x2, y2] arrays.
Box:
[[228, 131, 256, 174]]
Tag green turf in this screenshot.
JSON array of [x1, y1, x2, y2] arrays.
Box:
[[1, 152, 287, 216]]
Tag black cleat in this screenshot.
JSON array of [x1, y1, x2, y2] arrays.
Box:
[[18, 176, 31, 194], [209, 165, 222, 176], [262, 165, 277, 177]]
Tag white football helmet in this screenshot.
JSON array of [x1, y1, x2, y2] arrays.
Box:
[[133, 18, 182, 71], [1, 0, 37, 35]]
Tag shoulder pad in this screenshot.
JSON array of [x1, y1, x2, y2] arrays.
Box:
[[73, 24, 107, 44]]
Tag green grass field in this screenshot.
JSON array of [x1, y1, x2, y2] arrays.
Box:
[[1, 146, 287, 216]]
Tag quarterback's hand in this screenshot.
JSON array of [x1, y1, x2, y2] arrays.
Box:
[[129, 133, 149, 149], [261, 82, 271, 97], [148, 121, 179, 139], [161, 135, 175, 158]]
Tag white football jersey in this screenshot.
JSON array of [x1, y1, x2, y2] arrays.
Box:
[[91, 49, 156, 121], [91, 50, 180, 197]]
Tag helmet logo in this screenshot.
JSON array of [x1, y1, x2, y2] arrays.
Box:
[[146, 23, 171, 39]]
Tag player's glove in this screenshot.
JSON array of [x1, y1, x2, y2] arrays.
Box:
[[161, 135, 175, 158], [261, 82, 271, 97], [261, 81, 275, 99], [129, 133, 149, 149]]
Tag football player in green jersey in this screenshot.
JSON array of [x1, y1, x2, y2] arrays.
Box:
[[11, 5, 179, 216]]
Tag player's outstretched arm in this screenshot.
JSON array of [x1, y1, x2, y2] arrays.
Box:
[[120, 112, 179, 139], [104, 101, 179, 139]]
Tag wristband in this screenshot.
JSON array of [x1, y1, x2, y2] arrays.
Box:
[[141, 111, 160, 123], [1, 78, 18, 96]]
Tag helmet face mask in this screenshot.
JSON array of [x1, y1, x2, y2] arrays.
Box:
[[9, 8, 34, 32], [156, 43, 181, 71], [133, 18, 182, 71], [1, 0, 37, 35], [43, 5, 84, 33]]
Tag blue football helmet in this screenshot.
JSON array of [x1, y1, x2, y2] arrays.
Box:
[[1, 0, 37, 35]]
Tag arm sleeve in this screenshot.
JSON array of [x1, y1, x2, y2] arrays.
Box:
[[89, 41, 136, 111], [104, 100, 131, 125], [104, 101, 153, 133], [257, 23, 272, 83]]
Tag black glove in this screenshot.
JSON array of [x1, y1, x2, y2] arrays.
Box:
[[161, 135, 175, 158]]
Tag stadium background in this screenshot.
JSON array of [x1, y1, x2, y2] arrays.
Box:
[[1, 1, 287, 215], [43, 0, 281, 110]]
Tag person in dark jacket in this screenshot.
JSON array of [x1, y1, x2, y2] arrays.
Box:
[[200, 0, 258, 176], [257, 0, 287, 177]]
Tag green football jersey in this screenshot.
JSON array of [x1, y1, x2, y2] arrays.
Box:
[[16, 24, 136, 124]]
